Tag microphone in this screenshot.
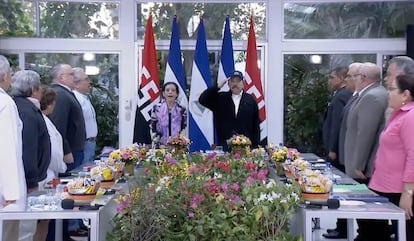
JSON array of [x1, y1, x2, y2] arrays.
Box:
[[61, 199, 103, 210], [303, 199, 340, 209], [61, 199, 75, 209]]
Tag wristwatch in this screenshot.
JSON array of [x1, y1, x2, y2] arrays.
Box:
[[404, 189, 414, 196]]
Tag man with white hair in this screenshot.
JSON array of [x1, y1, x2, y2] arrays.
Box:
[[344, 62, 388, 241], [0, 56, 27, 241], [73, 67, 98, 164], [11, 70, 51, 241]]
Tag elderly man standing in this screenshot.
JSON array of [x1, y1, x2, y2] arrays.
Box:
[[199, 70, 260, 150], [49, 64, 86, 171], [344, 62, 388, 241], [11, 70, 51, 241], [0, 56, 27, 241], [73, 67, 98, 164]]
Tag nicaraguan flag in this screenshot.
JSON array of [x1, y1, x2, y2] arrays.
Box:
[[189, 19, 214, 151], [165, 15, 187, 108], [164, 15, 188, 137], [218, 16, 234, 92]]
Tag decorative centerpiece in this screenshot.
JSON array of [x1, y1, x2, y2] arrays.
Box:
[[165, 134, 190, 156], [227, 134, 251, 157], [108, 143, 147, 175], [108, 143, 302, 241], [300, 169, 332, 201], [268, 143, 300, 176]]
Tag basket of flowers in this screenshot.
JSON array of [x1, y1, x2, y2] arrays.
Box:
[[227, 134, 251, 157], [165, 134, 190, 156]]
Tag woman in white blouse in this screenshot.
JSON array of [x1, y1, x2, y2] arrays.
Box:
[[34, 86, 67, 241]]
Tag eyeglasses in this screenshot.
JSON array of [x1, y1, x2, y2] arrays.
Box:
[[345, 73, 361, 79], [62, 72, 74, 76]]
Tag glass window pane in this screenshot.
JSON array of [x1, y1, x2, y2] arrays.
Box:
[[0, 1, 36, 37], [283, 54, 376, 155], [0, 1, 119, 38], [284, 2, 414, 39], [25, 52, 119, 152], [137, 2, 266, 40], [39, 2, 119, 39]]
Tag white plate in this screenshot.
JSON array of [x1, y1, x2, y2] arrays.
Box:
[[340, 200, 366, 206]]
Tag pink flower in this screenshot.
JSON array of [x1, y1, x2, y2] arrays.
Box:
[[245, 176, 254, 185], [206, 152, 216, 160], [190, 194, 205, 209], [258, 169, 268, 181], [221, 182, 228, 192], [188, 212, 194, 218], [166, 155, 177, 165], [230, 183, 239, 191]]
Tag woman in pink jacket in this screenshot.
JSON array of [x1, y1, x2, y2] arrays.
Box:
[[369, 74, 414, 241]]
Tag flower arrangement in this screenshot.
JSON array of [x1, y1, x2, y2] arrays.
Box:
[[227, 134, 252, 156], [107, 148, 302, 241], [108, 143, 148, 175], [227, 134, 252, 147], [108, 143, 147, 164], [268, 143, 300, 163], [267, 143, 300, 175], [165, 134, 190, 155]]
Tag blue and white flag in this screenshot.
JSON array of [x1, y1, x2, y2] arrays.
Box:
[[165, 16, 187, 108], [218, 16, 234, 92], [189, 19, 214, 151], [164, 16, 188, 137]]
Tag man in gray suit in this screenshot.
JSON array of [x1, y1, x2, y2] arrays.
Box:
[[49, 64, 86, 171], [344, 62, 388, 241]]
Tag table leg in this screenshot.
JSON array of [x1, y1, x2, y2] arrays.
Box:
[[346, 218, 354, 241], [55, 219, 63, 241], [397, 216, 406, 241]]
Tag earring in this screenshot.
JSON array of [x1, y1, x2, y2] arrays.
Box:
[[402, 102, 406, 105]]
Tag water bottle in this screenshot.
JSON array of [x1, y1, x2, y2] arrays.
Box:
[[324, 162, 333, 182]]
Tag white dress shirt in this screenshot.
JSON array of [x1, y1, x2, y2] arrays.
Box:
[[38, 114, 66, 188], [73, 90, 98, 139], [0, 87, 27, 207], [232, 91, 243, 116]]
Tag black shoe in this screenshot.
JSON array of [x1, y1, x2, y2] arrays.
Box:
[[326, 228, 336, 233], [322, 230, 347, 239]]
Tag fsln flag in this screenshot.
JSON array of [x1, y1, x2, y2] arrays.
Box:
[[133, 14, 160, 144], [244, 16, 267, 145], [165, 15, 187, 108], [189, 18, 214, 151], [217, 16, 234, 92]]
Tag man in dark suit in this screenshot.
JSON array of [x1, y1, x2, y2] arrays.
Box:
[[199, 70, 260, 150], [323, 63, 361, 239], [344, 62, 388, 241], [49, 64, 86, 171], [322, 66, 352, 169]]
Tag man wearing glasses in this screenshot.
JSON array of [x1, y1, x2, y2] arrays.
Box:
[[49, 64, 86, 171]]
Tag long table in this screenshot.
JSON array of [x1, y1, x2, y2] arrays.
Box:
[[0, 192, 117, 241], [293, 154, 407, 241]]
